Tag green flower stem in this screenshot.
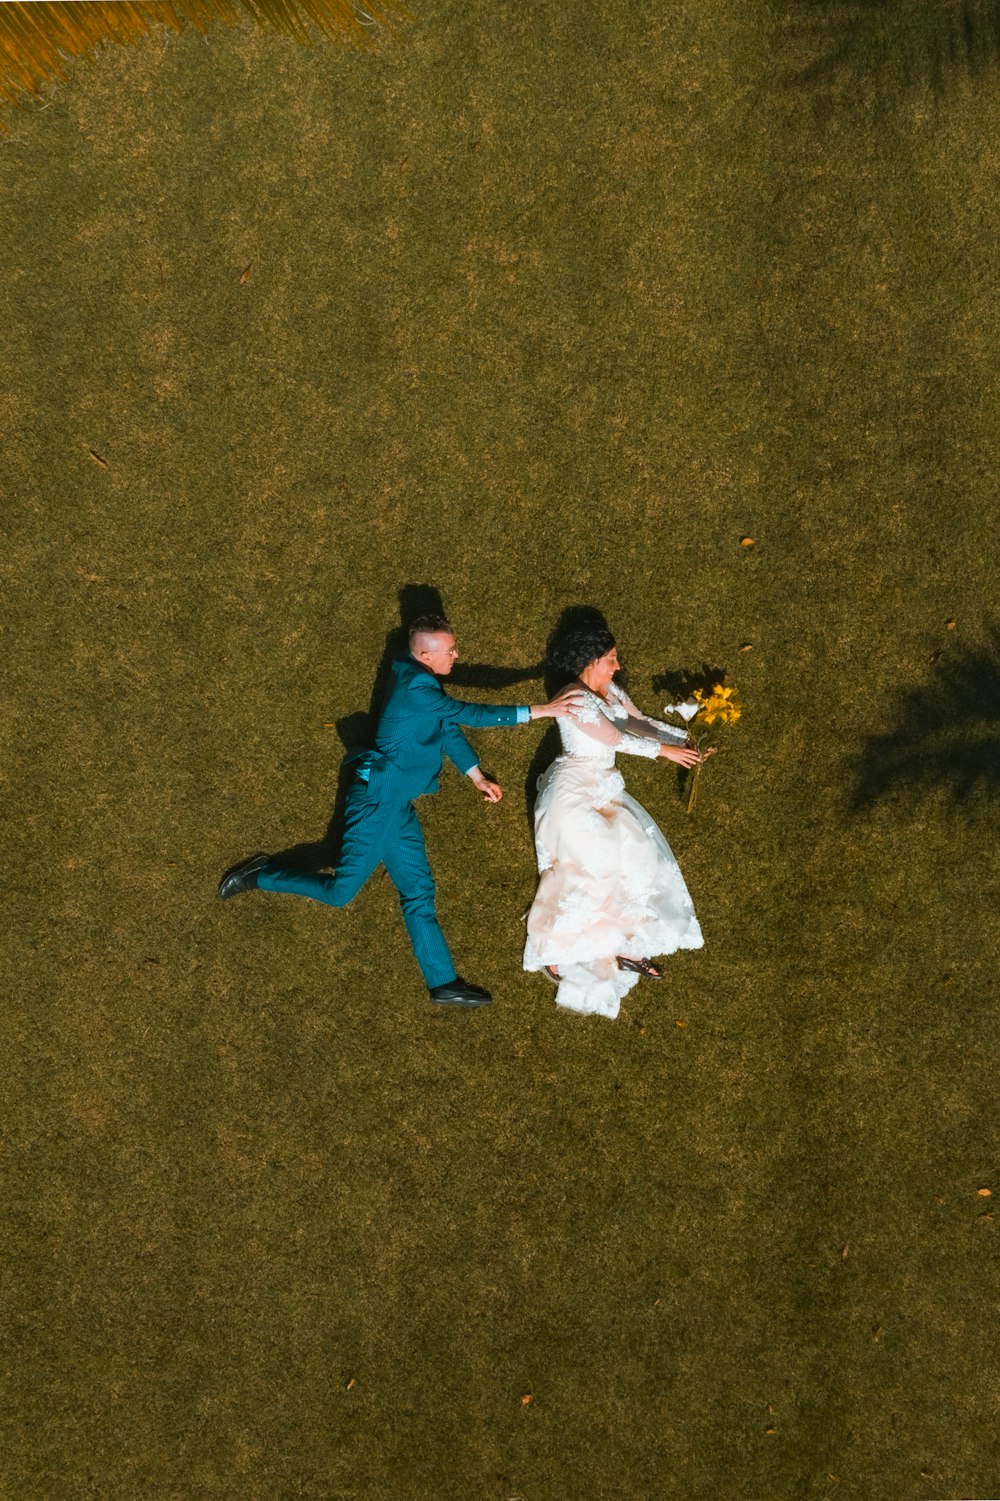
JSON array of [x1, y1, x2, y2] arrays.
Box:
[[685, 731, 704, 813]]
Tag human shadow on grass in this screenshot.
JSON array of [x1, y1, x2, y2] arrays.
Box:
[[786, 0, 1000, 109], [268, 583, 544, 873], [522, 606, 609, 833], [652, 664, 730, 703], [851, 625, 1000, 814]]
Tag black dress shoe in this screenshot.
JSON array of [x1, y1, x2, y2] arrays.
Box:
[[428, 978, 493, 1007], [217, 852, 270, 899]]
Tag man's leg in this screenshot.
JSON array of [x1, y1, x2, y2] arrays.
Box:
[[223, 793, 488, 1004], [257, 788, 383, 908], [382, 803, 458, 990]]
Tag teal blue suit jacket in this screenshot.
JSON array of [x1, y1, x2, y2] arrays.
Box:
[[351, 656, 527, 803]]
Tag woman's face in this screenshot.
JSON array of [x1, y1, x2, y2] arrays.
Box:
[[588, 646, 620, 687]]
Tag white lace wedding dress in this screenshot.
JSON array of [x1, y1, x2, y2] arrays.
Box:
[[523, 681, 704, 1018]]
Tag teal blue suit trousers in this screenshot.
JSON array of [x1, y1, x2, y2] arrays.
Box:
[[255, 655, 529, 990], [257, 783, 457, 989]]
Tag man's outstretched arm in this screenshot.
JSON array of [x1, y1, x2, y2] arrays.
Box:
[[408, 671, 584, 730], [435, 687, 586, 802]]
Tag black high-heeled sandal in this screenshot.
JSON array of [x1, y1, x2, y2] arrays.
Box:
[[616, 956, 662, 979]]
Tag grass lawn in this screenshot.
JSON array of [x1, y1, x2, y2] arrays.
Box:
[[1, 2, 998, 1497]]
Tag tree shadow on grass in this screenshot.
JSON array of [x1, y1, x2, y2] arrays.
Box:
[[851, 625, 1000, 814], [785, 0, 1000, 113], [269, 584, 545, 872]]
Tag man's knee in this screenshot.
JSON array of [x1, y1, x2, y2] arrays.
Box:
[[397, 873, 437, 916], [326, 867, 374, 907]]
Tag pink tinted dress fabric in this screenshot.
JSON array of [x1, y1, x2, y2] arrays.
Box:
[[524, 682, 703, 1017]]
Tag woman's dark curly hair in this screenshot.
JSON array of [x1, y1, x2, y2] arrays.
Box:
[[546, 624, 617, 682]]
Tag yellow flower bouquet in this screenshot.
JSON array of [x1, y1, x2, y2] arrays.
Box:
[[664, 683, 742, 812]]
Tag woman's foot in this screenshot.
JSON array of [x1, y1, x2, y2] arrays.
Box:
[[543, 965, 561, 983], [616, 956, 662, 979]]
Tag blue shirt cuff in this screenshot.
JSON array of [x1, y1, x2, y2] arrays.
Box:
[[517, 706, 531, 724]]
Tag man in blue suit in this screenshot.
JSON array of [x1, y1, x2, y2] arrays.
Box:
[[218, 615, 581, 1007]]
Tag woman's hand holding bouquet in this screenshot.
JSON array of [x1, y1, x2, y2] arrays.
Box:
[[663, 684, 741, 812]]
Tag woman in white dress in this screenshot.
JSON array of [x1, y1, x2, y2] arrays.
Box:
[[523, 625, 708, 1018]]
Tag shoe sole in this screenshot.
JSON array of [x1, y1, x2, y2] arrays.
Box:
[[430, 995, 492, 1007]]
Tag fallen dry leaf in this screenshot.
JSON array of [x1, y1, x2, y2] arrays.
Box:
[[346, 1377, 356, 1391], [740, 536, 756, 548], [675, 1020, 687, 1028], [240, 264, 252, 284], [977, 1187, 992, 1197], [88, 450, 107, 468], [520, 1393, 534, 1406], [739, 642, 754, 652], [765, 1428, 777, 1436], [841, 1244, 849, 1259], [945, 618, 956, 630]]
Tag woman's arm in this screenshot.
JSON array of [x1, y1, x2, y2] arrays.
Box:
[[612, 683, 690, 744], [573, 694, 698, 762], [569, 692, 700, 765]]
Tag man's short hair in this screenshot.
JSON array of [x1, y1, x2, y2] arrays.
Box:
[[408, 614, 452, 645]]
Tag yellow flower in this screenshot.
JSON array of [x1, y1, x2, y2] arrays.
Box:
[[692, 683, 742, 726], [685, 682, 743, 814]]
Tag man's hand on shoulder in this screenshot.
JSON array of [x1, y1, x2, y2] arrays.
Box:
[[467, 766, 503, 803], [530, 687, 588, 719]]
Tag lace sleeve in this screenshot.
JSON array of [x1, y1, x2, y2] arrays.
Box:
[[612, 684, 689, 745], [572, 693, 662, 758]]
